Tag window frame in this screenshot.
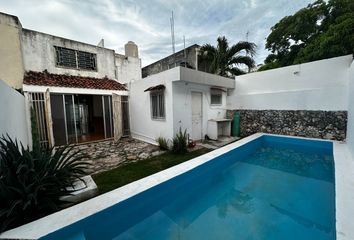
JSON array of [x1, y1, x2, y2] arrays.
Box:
[[210, 89, 223, 105], [54, 46, 97, 71], [150, 90, 165, 120]]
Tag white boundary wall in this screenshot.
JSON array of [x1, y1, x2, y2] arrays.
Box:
[[346, 60, 354, 156], [227, 55, 353, 111], [0, 79, 30, 147]]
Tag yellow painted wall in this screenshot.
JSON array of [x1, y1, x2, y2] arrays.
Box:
[[0, 13, 24, 89]]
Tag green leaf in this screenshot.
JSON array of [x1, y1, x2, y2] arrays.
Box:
[[0, 135, 89, 232]]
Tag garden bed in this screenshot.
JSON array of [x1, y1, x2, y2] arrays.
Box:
[[93, 148, 210, 194]]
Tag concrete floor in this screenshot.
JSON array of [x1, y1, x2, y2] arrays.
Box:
[[199, 136, 240, 149]]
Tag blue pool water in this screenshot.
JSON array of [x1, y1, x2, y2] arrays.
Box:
[[42, 135, 335, 240]]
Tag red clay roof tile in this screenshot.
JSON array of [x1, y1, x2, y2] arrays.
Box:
[[23, 71, 127, 91]]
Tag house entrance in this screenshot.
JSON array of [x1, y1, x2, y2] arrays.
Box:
[[50, 94, 114, 145], [191, 92, 203, 140]]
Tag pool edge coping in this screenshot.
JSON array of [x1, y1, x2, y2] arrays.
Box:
[[0, 133, 264, 239], [1, 133, 353, 239], [333, 141, 354, 240]]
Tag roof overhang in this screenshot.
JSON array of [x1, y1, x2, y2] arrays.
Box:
[[210, 87, 227, 92], [23, 71, 127, 91], [23, 84, 128, 96], [175, 67, 235, 89]]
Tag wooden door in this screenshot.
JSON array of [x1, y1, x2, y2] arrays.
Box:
[[191, 92, 203, 140]]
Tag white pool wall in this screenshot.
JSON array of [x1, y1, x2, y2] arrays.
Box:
[[0, 133, 353, 240], [0, 133, 262, 239], [346, 60, 354, 157], [227, 55, 352, 111]]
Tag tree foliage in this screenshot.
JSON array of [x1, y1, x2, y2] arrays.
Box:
[[199, 36, 257, 76], [259, 0, 354, 71]]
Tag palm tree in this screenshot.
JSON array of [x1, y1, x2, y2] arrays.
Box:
[[199, 36, 257, 76]]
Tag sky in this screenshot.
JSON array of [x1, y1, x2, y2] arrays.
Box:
[[0, 0, 313, 67]]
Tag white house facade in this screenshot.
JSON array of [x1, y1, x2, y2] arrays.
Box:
[[129, 67, 235, 144], [0, 12, 141, 147], [0, 11, 353, 149]]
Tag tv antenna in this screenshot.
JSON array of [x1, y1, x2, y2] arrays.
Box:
[[183, 35, 187, 67], [170, 11, 175, 54]]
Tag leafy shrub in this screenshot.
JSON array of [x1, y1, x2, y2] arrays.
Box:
[[172, 128, 188, 154], [0, 136, 89, 232], [157, 137, 169, 151]]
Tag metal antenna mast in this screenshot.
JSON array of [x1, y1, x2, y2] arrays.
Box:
[[246, 30, 251, 72], [183, 35, 186, 67], [170, 11, 175, 54]]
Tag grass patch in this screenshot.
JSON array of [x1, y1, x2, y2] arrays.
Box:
[[93, 148, 210, 194]]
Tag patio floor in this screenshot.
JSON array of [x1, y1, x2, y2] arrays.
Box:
[[200, 136, 240, 149], [75, 136, 240, 175], [76, 138, 163, 174]]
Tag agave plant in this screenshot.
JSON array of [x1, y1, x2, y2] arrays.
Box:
[[0, 136, 89, 232]]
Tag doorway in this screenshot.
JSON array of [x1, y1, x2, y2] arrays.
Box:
[[191, 92, 203, 140], [50, 94, 114, 145]]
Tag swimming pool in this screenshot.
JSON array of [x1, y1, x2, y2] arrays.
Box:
[[0, 134, 337, 240]]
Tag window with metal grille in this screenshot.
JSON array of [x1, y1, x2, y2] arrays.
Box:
[[55, 46, 97, 70], [77, 50, 96, 70], [150, 90, 165, 119], [210, 89, 222, 105], [28, 92, 49, 148]]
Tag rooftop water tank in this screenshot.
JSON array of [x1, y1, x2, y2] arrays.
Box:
[[125, 41, 139, 58]]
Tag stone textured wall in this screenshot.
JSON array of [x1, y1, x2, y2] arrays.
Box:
[[226, 109, 347, 141]]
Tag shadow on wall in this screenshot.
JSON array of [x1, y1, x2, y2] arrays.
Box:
[[0, 79, 29, 147], [226, 109, 347, 141], [346, 59, 354, 154]]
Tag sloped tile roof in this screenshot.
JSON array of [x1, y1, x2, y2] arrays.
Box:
[[23, 71, 127, 91]]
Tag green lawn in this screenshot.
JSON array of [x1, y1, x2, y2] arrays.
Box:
[[93, 148, 210, 194]]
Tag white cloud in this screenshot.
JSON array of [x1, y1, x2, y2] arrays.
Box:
[[0, 0, 313, 66]]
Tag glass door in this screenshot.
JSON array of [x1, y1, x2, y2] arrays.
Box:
[[51, 93, 114, 145], [50, 94, 67, 145], [64, 95, 77, 144]]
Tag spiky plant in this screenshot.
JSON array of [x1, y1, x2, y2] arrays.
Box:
[[157, 137, 169, 151], [0, 136, 89, 232], [172, 128, 188, 154]]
